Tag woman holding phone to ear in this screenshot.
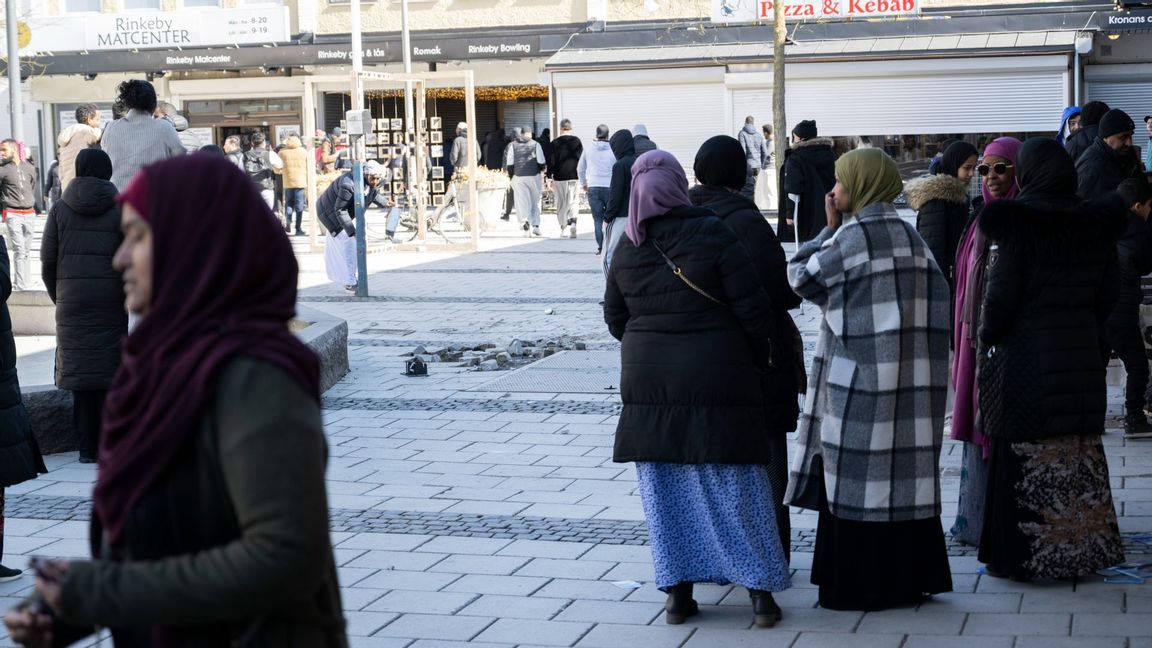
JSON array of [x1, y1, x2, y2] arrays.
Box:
[[4, 153, 346, 647]]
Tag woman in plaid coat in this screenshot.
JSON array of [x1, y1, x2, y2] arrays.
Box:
[[786, 148, 953, 611]]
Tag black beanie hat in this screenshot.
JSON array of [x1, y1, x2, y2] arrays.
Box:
[[792, 120, 818, 141], [1080, 101, 1110, 127], [1099, 109, 1136, 139], [694, 135, 747, 191]]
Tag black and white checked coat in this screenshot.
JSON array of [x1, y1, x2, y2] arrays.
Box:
[[785, 202, 950, 522]]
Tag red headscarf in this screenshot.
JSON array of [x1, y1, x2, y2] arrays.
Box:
[[94, 153, 320, 548]]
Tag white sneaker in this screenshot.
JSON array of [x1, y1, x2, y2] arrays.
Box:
[[532, 226, 542, 237], [569, 224, 577, 239]]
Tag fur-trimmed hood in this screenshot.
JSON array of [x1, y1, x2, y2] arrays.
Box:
[[791, 137, 833, 150], [979, 193, 1127, 247], [905, 174, 968, 210]]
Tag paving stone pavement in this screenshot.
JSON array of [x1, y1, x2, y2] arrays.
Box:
[[4, 216, 1151, 647]]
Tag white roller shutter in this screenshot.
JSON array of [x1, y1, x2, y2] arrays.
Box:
[[731, 89, 774, 136], [501, 100, 549, 135], [727, 56, 1069, 136], [1087, 82, 1152, 123], [554, 68, 728, 178]]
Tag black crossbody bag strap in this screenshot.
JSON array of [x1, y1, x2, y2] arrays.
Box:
[[649, 240, 728, 306]]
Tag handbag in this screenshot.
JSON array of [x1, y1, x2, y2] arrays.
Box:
[[650, 239, 727, 306]]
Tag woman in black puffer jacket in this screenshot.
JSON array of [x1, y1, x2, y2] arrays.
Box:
[[688, 135, 802, 557], [41, 149, 126, 463], [605, 150, 790, 630], [907, 141, 978, 292], [977, 137, 1125, 581]]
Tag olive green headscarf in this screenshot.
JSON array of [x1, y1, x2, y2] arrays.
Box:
[[834, 148, 904, 215]]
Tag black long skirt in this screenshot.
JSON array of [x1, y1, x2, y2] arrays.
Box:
[[812, 485, 953, 611], [978, 435, 1124, 580]]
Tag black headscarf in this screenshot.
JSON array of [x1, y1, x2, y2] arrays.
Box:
[[609, 129, 634, 160], [1015, 137, 1077, 209], [75, 148, 113, 181], [937, 141, 978, 178], [693, 135, 746, 191]]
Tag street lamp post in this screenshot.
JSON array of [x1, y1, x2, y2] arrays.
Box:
[[6, 0, 23, 142], [351, 0, 368, 297]]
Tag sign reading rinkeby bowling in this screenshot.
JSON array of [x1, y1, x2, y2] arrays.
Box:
[[711, 0, 919, 23]]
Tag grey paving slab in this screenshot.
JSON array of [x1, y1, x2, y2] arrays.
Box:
[[553, 599, 662, 625], [572, 623, 693, 648], [473, 619, 594, 646], [444, 574, 552, 596], [514, 558, 616, 580], [856, 610, 966, 635], [792, 633, 906, 648], [1019, 588, 1124, 613], [356, 570, 463, 592], [428, 554, 532, 576], [364, 591, 480, 615], [373, 613, 495, 641], [1072, 612, 1152, 636], [1015, 638, 1127, 648], [903, 637, 1015, 648], [962, 612, 1072, 636], [345, 611, 402, 637], [456, 594, 571, 620]]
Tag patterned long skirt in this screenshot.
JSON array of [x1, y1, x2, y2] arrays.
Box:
[[636, 463, 792, 593], [979, 435, 1124, 580]]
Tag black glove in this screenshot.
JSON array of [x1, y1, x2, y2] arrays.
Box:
[[343, 223, 356, 237]]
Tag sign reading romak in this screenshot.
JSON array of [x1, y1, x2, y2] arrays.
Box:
[[712, 0, 919, 23]]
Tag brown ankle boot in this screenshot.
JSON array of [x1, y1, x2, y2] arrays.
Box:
[[665, 582, 699, 625]]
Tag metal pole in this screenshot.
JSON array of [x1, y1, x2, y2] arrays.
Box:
[[465, 71, 479, 250], [772, 0, 787, 242], [351, 0, 369, 297], [6, 0, 23, 142], [401, 0, 415, 246], [1073, 50, 1083, 107]]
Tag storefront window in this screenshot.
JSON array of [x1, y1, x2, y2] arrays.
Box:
[[831, 132, 1053, 180], [124, 0, 162, 8], [266, 98, 301, 112], [186, 100, 221, 114], [64, 0, 101, 12], [183, 0, 221, 5]]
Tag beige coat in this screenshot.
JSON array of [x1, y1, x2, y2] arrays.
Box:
[[56, 123, 102, 191], [279, 136, 310, 189]]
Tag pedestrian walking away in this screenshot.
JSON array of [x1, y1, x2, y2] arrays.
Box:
[[906, 140, 979, 292], [787, 147, 953, 611], [317, 161, 389, 292], [279, 134, 310, 235], [550, 119, 584, 238], [0, 221, 48, 581], [689, 135, 804, 556], [578, 124, 615, 254], [950, 136, 1021, 547], [432, 122, 482, 228], [1104, 178, 1152, 439], [1064, 100, 1109, 163], [100, 79, 186, 190], [55, 103, 102, 193], [0, 139, 40, 291], [505, 127, 547, 237], [603, 129, 637, 274], [755, 124, 778, 212], [632, 124, 658, 156], [244, 132, 285, 211], [782, 119, 837, 243], [3, 153, 347, 647], [1077, 109, 1144, 201], [737, 116, 766, 202], [1144, 115, 1152, 171], [605, 149, 791, 629], [976, 137, 1126, 581], [40, 148, 127, 465]]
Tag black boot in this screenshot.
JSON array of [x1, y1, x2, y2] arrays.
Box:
[[749, 589, 782, 628], [665, 582, 698, 625], [1124, 413, 1152, 439]]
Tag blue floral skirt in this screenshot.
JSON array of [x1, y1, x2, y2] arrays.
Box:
[[636, 462, 792, 593]]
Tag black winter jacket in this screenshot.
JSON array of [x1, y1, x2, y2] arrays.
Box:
[[1064, 124, 1098, 164], [1076, 139, 1144, 201], [782, 138, 837, 243], [1108, 211, 1152, 325], [316, 173, 381, 236], [41, 176, 127, 391], [605, 132, 636, 224], [0, 159, 38, 211], [906, 173, 970, 288], [605, 205, 779, 464], [689, 185, 802, 433], [0, 237, 47, 487], [549, 135, 583, 181], [978, 196, 1125, 442]]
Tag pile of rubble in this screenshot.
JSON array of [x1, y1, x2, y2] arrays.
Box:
[[403, 337, 588, 372]]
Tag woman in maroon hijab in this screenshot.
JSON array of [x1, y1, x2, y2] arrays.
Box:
[[5, 153, 347, 647]]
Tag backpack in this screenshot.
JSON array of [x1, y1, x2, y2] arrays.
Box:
[[244, 149, 269, 179]]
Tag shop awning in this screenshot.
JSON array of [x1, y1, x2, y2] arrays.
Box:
[[545, 30, 1078, 69]]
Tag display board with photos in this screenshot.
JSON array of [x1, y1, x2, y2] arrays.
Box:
[[365, 112, 457, 208]]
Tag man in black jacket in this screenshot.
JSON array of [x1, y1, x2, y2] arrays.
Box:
[[1077, 109, 1144, 201], [1065, 101, 1110, 163], [782, 120, 837, 243], [1106, 178, 1152, 438], [550, 119, 583, 239], [317, 161, 388, 291], [602, 129, 637, 275], [0, 139, 40, 290]]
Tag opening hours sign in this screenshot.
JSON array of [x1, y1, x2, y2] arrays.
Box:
[[711, 0, 920, 23]]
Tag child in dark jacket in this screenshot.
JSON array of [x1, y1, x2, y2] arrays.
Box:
[[1107, 178, 1152, 438]]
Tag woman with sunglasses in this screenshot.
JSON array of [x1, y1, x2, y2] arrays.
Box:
[[949, 136, 1020, 548], [907, 141, 979, 293], [976, 138, 1125, 581]]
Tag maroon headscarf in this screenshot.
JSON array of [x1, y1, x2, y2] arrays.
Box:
[[94, 153, 320, 548]]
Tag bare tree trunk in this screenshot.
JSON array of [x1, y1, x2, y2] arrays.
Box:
[[771, 0, 787, 236]]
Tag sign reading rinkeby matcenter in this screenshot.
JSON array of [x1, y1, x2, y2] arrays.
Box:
[[711, 0, 919, 23]]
